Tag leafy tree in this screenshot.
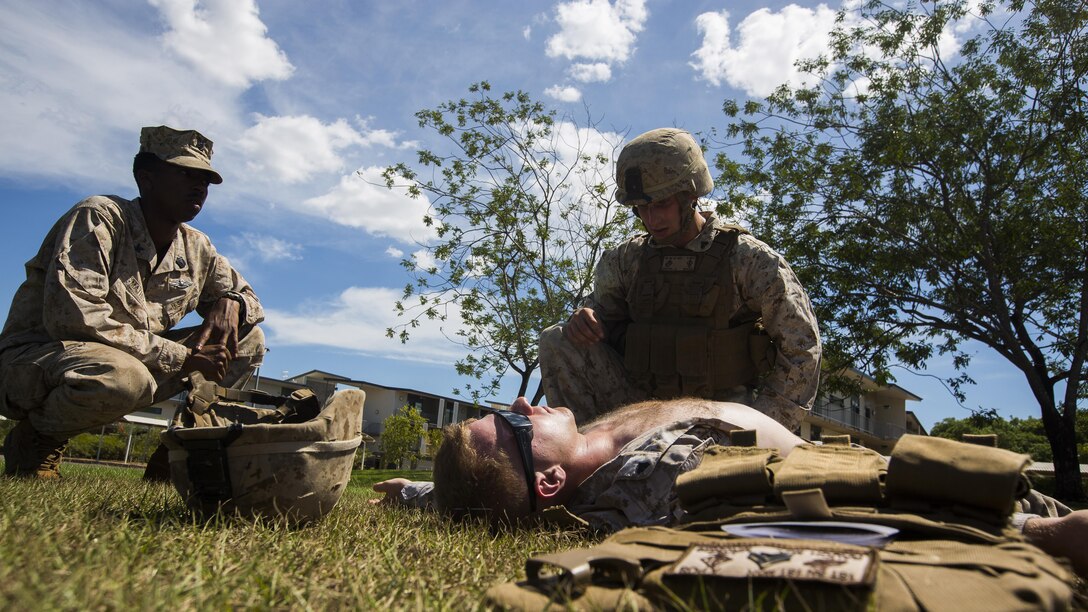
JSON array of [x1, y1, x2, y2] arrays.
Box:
[[384, 82, 633, 403], [424, 427, 444, 459], [379, 406, 427, 469], [930, 409, 1059, 461], [717, 0, 1088, 500]]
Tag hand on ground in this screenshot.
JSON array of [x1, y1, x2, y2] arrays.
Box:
[[370, 478, 411, 505]]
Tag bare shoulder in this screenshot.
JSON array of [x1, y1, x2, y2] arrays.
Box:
[[631, 399, 802, 448]]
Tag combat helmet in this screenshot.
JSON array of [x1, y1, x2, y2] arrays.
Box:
[[615, 128, 713, 205], [160, 374, 368, 525]]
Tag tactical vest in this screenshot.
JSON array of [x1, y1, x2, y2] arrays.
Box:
[[623, 226, 775, 400], [486, 434, 1077, 610]]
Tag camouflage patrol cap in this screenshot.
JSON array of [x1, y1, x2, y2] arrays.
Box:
[[139, 125, 223, 184], [615, 128, 712, 205]]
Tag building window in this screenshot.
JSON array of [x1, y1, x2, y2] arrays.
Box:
[[810, 425, 822, 440]]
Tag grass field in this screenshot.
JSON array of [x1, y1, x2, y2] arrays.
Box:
[[0, 462, 597, 610]]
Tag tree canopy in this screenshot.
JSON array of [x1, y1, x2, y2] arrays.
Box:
[[930, 408, 1088, 462], [384, 82, 632, 402], [717, 0, 1088, 499], [379, 406, 427, 469]]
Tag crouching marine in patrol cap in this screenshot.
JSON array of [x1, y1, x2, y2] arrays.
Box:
[[0, 125, 265, 479], [539, 127, 821, 431]]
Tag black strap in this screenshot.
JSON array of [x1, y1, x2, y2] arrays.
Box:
[[181, 423, 245, 503]]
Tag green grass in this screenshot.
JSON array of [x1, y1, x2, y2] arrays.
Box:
[[0, 463, 597, 609]]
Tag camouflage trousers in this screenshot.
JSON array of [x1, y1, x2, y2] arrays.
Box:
[[539, 323, 759, 424], [0, 325, 264, 440]]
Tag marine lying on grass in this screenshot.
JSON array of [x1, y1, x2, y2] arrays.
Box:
[[374, 396, 1087, 581]]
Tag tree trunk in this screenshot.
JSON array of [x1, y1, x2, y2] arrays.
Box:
[[531, 380, 545, 405], [1040, 400, 1085, 502], [516, 372, 531, 401]]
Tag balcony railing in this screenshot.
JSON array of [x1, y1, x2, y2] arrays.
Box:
[[811, 400, 907, 441]]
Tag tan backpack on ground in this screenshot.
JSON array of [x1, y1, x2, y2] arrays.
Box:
[[486, 435, 1079, 610]]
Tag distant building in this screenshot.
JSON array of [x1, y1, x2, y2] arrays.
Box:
[[800, 369, 925, 455]]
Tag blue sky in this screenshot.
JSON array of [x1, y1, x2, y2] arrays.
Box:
[[0, 0, 1043, 430]]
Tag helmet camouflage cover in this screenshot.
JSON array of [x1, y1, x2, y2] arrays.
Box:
[[615, 128, 713, 205], [161, 377, 366, 525]]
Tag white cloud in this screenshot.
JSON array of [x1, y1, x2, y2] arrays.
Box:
[[237, 115, 417, 185], [149, 0, 294, 88], [238, 115, 367, 184], [221, 232, 303, 274], [569, 62, 612, 83], [689, 1, 988, 100], [263, 286, 465, 364], [545, 85, 582, 102], [231, 232, 304, 261], [546, 0, 647, 63], [354, 117, 419, 149], [550, 120, 624, 208], [0, 2, 241, 187], [691, 5, 840, 97], [934, 0, 993, 64], [411, 249, 438, 272], [523, 25, 532, 40], [386, 246, 404, 258], [358, 128, 405, 149], [505, 120, 626, 240], [299, 166, 437, 244]]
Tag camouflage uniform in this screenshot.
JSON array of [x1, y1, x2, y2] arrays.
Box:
[[0, 194, 264, 439], [544, 418, 732, 533], [540, 420, 1072, 534], [540, 212, 821, 431]]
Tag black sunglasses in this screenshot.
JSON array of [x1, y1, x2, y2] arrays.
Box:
[[479, 406, 537, 513]]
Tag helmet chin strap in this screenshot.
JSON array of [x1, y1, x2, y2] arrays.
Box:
[[658, 197, 699, 246]]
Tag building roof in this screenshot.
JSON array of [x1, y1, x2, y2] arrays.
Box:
[[124, 413, 169, 427], [287, 369, 479, 406], [905, 410, 929, 436], [846, 368, 923, 402], [1025, 462, 1088, 475]]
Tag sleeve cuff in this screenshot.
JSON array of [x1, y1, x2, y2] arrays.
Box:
[[157, 339, 190, 375], [1010, 512, 1037, 532], [221, 291, 249, 325], [398, 481, 435, 509]]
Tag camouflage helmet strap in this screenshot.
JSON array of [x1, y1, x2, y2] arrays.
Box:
[[184, 372, 218, 416]]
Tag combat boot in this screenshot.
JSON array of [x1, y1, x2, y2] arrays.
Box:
[[3, 420, 66, 479]]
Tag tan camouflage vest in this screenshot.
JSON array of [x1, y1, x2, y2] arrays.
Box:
[[486, 434, 1078, 610], [624, 225, 774, 399]]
